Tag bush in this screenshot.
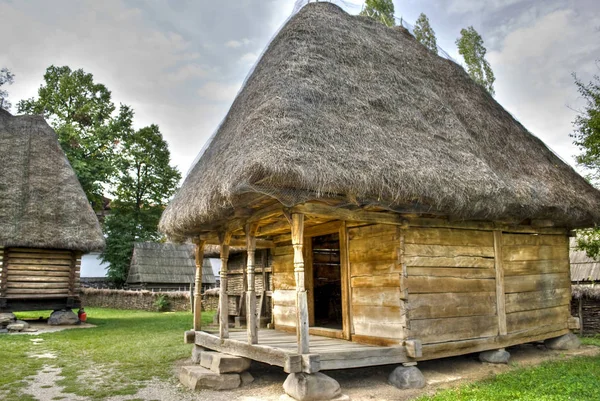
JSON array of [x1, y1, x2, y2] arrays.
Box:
[[154, 294, 170, 312]]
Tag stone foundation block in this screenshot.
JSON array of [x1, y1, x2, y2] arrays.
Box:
[[388, 366, 425, 389], [179, 365, 241, 390], [283, 372, 342, 401], [48, 310, 79, 325], [280, 395, 350, 401], [545, 333, 581, 350], [0, 312, 16, 328], [7, 320, 30, 332], [479, 349, 510, 364], [241, 371, 254, 385], [200, 351, 251, 374]]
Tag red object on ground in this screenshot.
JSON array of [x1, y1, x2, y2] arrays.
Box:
[[78, 308, 87, 322]]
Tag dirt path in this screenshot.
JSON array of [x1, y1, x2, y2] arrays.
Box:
[[20, 343, 600, 401]]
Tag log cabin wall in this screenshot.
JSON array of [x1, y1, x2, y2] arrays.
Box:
[[405, 228, 498, 346], [3, 248, 81, 300], [502, 233, 571, 336], [272, 242, 296, 329], [348, 224, 405, 344], [226, 250, 273, 319]]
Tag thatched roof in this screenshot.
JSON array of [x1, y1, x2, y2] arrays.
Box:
[[572, 284, 600, 300], [160, 3, 600, 238], [0, 109, 105, 252], [126, 242, 216, 285], [570, 238, 600, 283]]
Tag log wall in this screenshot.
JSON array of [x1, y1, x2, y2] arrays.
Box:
[[405, 228, 498, 345], [4, 248, 81, 298], [348, 224, 405, 343], [272, 243, 296, 328], [502, 234, 571, 336]]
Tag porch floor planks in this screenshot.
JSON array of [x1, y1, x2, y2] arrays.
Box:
[[199, 329, 408, 371]]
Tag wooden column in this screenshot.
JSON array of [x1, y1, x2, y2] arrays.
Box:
[[291, 213, 310, 354], [246, 224, 258, 344], [193, 239, 206, 331], [219, 233, 232, 339], [0, 247, 6, 298], [68, 251, 77, 297], [493, 230, 507, 336]]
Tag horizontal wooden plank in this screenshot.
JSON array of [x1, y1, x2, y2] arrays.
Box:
[[505, 288, 571, 313], [273, 305, 297, 327], [273, 273, 295, 290], [6, 265, 71, 272], [504, 273, 570, 293], [404, 244, 495, 258], [502, 245, 568, 262], [347, 224, 397, 241], [350, 260, 400, 276], [272, 254, 294, 274], [352, 287, 403, 307], [6, 288, 69, 294], [7, 282, 70, 289], [352, 305, 404, 324], [6, 252, 73, 259], [404, 256, 494, 269], [8, 248, 72, 255], [506, 305, 569, 334], [272, 246, 294, 257], [408, 292, 496, 319], [272, 290, 296, 306], [407, 267, 495, 279], [405, 228, 493, 247], [353, 321, 406, 339], [410, 315, 499, 344], [406, 276, 495, 294], [351, 274, 400, 288], [7, 275, 70, 283], [502, 234, 568, 246], [503, 259, 568, 276], [319, 346, 408, 370], [348, 240, 397, 264], [8, 258, 72, 266]]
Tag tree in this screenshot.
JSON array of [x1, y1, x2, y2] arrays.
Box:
[[571, 71, 600, 258], [17, 66, 127, 209], [413, 13, 438, 54], [0, 67, 15, 111], [456, 26, 495, 95], [102, 124, 181, 286], [360, 0, 395, 27]]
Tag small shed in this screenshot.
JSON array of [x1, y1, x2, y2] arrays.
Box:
[[126, 242, 216, 292], [570, 238, 600, 334], [159, 3, 600, 392], [0, 109, 105, 312]]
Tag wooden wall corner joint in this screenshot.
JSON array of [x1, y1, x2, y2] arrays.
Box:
[[493, 230, 507, 336]]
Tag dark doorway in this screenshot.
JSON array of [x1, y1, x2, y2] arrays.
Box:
[[311, 232, 342, 330]]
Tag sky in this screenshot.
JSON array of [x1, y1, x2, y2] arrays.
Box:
[[1, 0, 599, 179]]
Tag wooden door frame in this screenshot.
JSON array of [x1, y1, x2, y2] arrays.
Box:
[[302, 221, 352, 340]]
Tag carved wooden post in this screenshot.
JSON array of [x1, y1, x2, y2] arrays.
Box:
[[246, 224, 258, 344], [219, 233, 232, 339], [291, 213, 310, 354], [193, 239, 206, 331]]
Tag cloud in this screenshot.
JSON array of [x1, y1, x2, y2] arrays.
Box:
[[197, 81, 242, 103], [166, 64, 210, 82], [240, 52, 260, 65], [446, 0, 529, 15], [225, 38, 251, 48], [487, 6, 600, 165]]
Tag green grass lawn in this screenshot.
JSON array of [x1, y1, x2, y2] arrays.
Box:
[[416, 336, 600, 401], [0, 308, 214, 401]]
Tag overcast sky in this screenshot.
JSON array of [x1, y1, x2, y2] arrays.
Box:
[[1, 0, 599, 178]]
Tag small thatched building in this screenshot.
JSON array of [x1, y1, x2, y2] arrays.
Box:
[[160, 3, 600, 393], [570, 238, 600, 334], [126, 242, 216, 292], [0, 109, 105, 312]]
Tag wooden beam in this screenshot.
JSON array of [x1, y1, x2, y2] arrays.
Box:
[[219, 232, 232, 339], [68, 251, 77, 297], [292, 203, 405, 226], [193, 240, 206, 331], [494, 231, 507, 336], [246, 224, 258, 344], [0, 247, 7, 298], [339, 221, 352, 340], [291, 213, 310, 354]]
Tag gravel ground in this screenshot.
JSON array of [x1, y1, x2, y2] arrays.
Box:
[[21, 343, 600, 401]]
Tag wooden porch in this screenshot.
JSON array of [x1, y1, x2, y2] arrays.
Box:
[[193, 329, 409, 373]]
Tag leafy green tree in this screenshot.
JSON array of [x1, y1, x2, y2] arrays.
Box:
[[17, 66, 127, 209], [0, 67, 15, 111], [413, 13, 438, 54], [456, 26, 495, 95], [571, 72, 600, 259], [102, 124, 181, 286], [360, 0, 395, 27]]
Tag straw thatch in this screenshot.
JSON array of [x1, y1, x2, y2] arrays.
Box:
[[570, 238, 600, 283], [572, 284, 600, 300], [160, 3, 600, 238], [126, 242, 215, 285], [0, 109, 105, 251]]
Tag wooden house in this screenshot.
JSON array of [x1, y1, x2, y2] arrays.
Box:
[[0, 109, 105, 312], [570, 238, 600, 334], [159, 3, 600, 393], [126, 242, 216, 292]]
